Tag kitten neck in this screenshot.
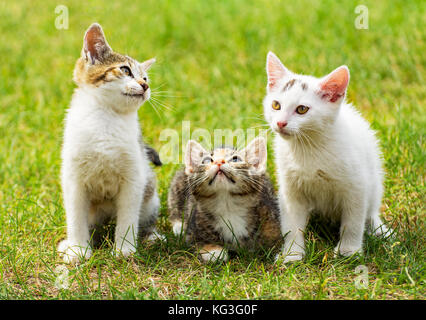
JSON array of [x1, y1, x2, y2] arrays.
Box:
[[196, 189, 257, 216]]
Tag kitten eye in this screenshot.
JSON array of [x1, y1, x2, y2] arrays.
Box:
[[120, 66, 133, 77], [230, 155, 242, 163], [296, 105, 309, 114], [143, 77, 147, 81], [272, 100, 281, 110], [201, 156, 213, 164]]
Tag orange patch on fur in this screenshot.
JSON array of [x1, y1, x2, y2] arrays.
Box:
[[73, 53, 128, 87], [200, 244, 224, 253]]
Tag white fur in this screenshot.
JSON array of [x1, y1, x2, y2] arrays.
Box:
[[210, 191, 250, 245], [59, 82, 158, 263], [172, 221, 183, 236], [264, 52, 389, 263], [200, 247, 229, 263]]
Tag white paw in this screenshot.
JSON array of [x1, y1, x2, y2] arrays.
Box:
[[200, 248, 229, 263], [113, 244, 136, 258], [58, 239, 92, 264], [275, 251, 304, 264], [334, 243, 362, 257], [373, 224, 394, 238], [172, 221, 183, 236], [146, 230, 166, 242]]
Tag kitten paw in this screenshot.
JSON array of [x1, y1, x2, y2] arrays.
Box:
[[334, 244, 362, 258], [275, 251, 304, 264], [58, 239, 92, 264], [199, 245, 229, 263], [172, 221, 183, 236], [113, 245, 137, 258], [372, 224, 394, 239], [146, 229, 166, 242]]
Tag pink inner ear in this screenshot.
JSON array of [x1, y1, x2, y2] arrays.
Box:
[[267, 53, 287, 89], [318, 66, 349, 103], [84, 24, 109, 64]]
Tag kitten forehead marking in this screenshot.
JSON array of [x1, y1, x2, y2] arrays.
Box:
[[212, 148, 235, 159], [282, 79, 296, 92], [281, 78, 308, 92]]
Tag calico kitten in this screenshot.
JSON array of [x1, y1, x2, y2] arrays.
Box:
[[58, 23, 160, 263], [168, 137, 282, 263], [263, 52, 390, 263]]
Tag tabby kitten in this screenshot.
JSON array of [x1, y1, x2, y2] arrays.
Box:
[[59, 23, 160, 263], [168, 137, 282, 263]]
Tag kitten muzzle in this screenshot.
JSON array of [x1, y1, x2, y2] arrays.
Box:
[[276, 127, 292, 137], [209, 168, 236, 185]]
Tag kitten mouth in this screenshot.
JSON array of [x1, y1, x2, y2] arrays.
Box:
[[209, 169, 236, 185], [277, 128, 292, 137], [122, 92, 146, 99]]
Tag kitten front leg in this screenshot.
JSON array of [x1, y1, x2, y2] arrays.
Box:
[[140, 190, 165, 242], [114, 180, 144, 257], [367, 214, 392, 238], [58, 179, 92, 264], [167, 170, 189, 237], [335, 200, 367, 257], [276, 193, 310, 264], [199, 244, 229, 263]]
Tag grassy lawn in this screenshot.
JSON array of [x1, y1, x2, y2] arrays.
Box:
[[0, 0, 424, 299]]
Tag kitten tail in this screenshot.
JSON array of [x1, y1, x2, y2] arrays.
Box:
[[145, 145, 162, 166]]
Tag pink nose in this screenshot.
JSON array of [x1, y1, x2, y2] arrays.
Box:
[[277, 121, 288, 129], [214, 159, 225, 166]]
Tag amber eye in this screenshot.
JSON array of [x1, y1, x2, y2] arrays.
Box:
[[120, 66, 133, 77], [296, 105, 309, 114], [272, 100, 281, 110]]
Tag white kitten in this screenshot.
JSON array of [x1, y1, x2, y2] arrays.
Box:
[[263, 52, 390, 263], [58, 23, 160, 264]]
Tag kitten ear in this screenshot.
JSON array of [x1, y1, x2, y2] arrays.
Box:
[[242, 137, 267, 174], [317, 66, 350, 103], [185, 140, 208, 175], [266, 51, 289, 91], [140, 58, 156, 71], [82, 23, 112, 64]]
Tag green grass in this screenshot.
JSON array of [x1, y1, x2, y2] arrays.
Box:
[[0, 0, 425, 299]]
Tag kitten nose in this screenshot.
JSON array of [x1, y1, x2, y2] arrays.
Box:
[[215, 159, 225, 166], [277, 121, 288, 129], [138, 80, 149, 91]]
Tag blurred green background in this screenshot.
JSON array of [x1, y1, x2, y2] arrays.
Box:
[[0, 0, 424, 299]]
